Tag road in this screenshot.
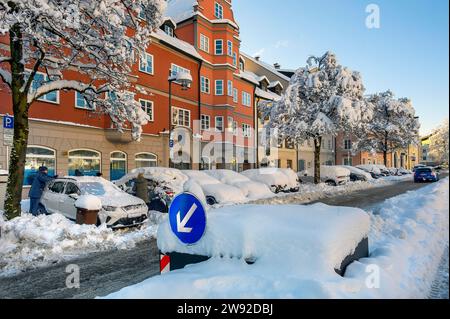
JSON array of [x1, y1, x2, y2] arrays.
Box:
[[0, 175, 447, 299]]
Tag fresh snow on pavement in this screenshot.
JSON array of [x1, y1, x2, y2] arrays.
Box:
[[103, 178, 449, 299]]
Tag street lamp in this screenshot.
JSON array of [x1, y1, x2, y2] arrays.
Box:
[[168, 70, 193, 168]]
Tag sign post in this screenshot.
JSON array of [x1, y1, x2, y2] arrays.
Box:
[[168, 193, 207, 245], [3, 115, 14, 170]]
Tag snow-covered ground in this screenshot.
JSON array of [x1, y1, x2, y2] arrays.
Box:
[[0, 209, 161, 277], [103, 178, 449, 299]]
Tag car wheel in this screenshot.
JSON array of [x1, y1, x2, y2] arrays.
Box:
[[206, 196, 217, 206]]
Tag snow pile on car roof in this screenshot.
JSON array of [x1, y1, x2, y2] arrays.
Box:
[[241, 168, 290, 188], [0, 213, 157, 277], [320, 166, 351, 178], [158, 204, 370, 273]]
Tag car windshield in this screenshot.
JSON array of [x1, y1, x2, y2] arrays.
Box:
[[79, 182, 122, 196]]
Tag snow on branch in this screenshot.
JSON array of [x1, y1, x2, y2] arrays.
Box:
[[0, 68, 11, 87]]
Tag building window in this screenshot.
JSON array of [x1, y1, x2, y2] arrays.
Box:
[[139, 99, 154, 122], [227, 40, 233, 56], [215, 80, 224, 95], [135, 153, 157, 168], [139, 53, 154, 74], [239, 61, 244, 71], [328, 139, 332, 150], [75, 92, 93, 110], [201, 114, 210, 131], [110, 152, 127, 181], [68, 149, 101, 177], [227, 116, 233, 132], [215, 116, 224, 132], [344, 139, 352, 150], [232, 88, 238, 103], [24, 146, 56, 186], [200, 34, 210, 53], [298, 160, 306, 172], [285, 138, 295, 149], [200, 76, 210, 94], [214, 2, 223, 19], [227, 80, 233, 96], [171, 64, 191, 83], [164, 25, 174, 37], [215, 39, 223, 55], [172, 107, 191, 127], [30, 71, 59, 104], [343, 157, 353, 166], [242, 124, 252, 137], [242, 91, 251, 106], [232, 120, 238, 135], [287, 160, 293, 169]]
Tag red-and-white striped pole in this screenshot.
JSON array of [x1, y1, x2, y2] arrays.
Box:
[[160, 253, 171, 274]]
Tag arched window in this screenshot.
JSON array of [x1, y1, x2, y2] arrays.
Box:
[[24, 146, 56, 186], [135, 153, 157, 168], [110, 151, 127, 181], [68, 149, 101, 176]]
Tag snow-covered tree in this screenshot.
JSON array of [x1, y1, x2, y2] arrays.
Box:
[[353, 91, 420, 166], [261, 51, 370, 184], [0, 0, 166, 219], [429, 119, 449, 164]]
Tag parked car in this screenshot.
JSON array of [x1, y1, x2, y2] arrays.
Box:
[[204, 170, 274, 200], [40, 177, 148, 228], [278, 168, 301, 192], [339, 165, 373, 182], [114, 167, 189, 213], [183, 170, 246, 205], [414, 167, 440, 183], [241, 168, 291, 193], [356, 165, 383, 179], [299, 166, 351, 186]]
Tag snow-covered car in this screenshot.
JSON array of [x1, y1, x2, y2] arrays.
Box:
[[183, 170, 246, 205], [356, 165, 383, 179], [278, 168, 301, 192], [114, 167, 206, 213], [299, 166, 351, 186], [157, 204, 370, 279], [339, 165, 373, 182], [374, 164, 391, 176], [203, 170, 274, 200], [241, 168, 292, 193], [40, 177, 148, 228]]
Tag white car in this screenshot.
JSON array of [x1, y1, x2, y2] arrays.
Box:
[[278, 168, 301, 192], [299, 166, 351, 186], [339, 165, 373, 181], [204, 170, 274, 200], [40, 177, 148, 228], [183, 170, 247, 205], [241, 168, 291, 193]]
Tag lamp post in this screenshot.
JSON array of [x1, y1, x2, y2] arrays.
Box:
[[168, 70, 193, 168]]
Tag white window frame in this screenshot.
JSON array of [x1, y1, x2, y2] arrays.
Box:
[[171, 63, 191, 85], [232, 52, 237, 66], [201, 114, 210, 131], [242, 91, 251, 107], [139, 52, 154, 75], [200, 34, 210, 53], [29, 70, 60, 104], [200, 76, 210, 94], [233, 88, 238, 103], [215, 116, 224, 132], [215, 39, 224, 55], [139, 99, 154, 122], [227, 80, 233, 96], [172, 107, 191, 128], [232, 120, 238, 136], [75, 92, 93, 110], [215, 2, 224, 19], [135, 152, 158, 168], [227, 40, 233, 56], [215, 80, 224, 96], [164, 24, 174, 37], [242, 124, 252, 138]]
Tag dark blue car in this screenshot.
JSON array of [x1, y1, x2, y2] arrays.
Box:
[[414, 167, 440, 183]]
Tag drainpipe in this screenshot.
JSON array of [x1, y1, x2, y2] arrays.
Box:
[[197, 59, 203, 170]]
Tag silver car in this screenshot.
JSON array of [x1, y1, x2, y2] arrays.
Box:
[[40, 177, 148, 228]]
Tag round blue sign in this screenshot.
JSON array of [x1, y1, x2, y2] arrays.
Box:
[[169, 193, 207, 245]]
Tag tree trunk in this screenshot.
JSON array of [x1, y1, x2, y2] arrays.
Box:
[[314, 137, 322, 184], [4, 24, 29, 220], [383, 133, 388, 166]]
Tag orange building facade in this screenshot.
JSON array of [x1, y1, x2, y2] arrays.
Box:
[[0, 0, 257, 194]]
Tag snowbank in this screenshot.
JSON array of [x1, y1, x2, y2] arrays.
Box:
[[0, 213, 157, 277], [103, 179, 448, 299]]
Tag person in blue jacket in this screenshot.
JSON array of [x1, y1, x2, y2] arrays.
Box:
[[29, 166, 57, 216]]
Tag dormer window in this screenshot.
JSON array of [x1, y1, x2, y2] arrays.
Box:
[[164, 24, 174, 37], [215, 2, 223, 19]]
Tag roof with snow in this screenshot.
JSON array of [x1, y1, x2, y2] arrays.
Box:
[[152, 29, 202, 60], [241, 52, 291, 82], [255, 87, 281, 101]]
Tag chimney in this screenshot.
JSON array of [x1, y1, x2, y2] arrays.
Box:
[[255, 56, 260, 61], [274, 63, 281, 69]]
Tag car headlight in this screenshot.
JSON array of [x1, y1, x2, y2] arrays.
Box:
[[102, 206, 116, 212]]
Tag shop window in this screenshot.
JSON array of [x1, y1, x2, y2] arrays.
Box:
[[24, 146, 56, 186], [110, 152, 127, 181], [135, 153, 157, 168], [68, 149, 101, 176]]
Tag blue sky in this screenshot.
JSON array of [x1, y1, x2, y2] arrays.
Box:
[[233, 0, 449, 135]]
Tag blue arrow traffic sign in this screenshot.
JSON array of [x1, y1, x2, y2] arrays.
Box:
[[169, 193, 206, 245], [3, 115, 14, 129]]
